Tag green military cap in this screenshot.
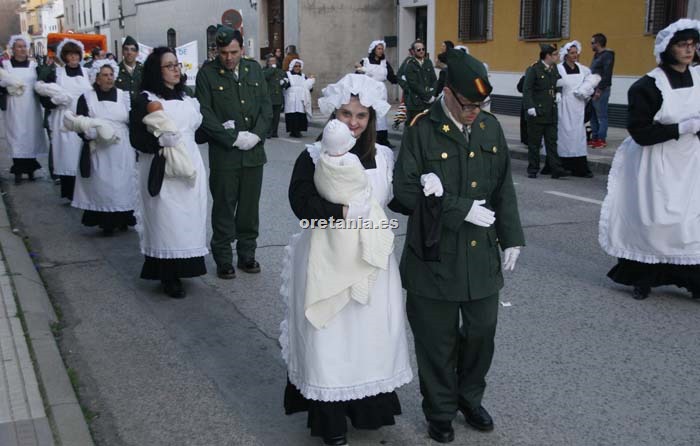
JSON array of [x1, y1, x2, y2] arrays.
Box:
[[122, 35, 138, 50], [445, 48, 492, 102], [539, 43, 557, 54], [215, 25, 241, 47]]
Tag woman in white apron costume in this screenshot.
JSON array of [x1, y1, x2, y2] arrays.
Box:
[[283, 58, 315, 137], [356, 40, 398, 148], [599, 19, 700, 300], [0, 35, 48, 183], [35, 39, 92, 200], [71, 60, 136, 235], [556, 41, 599, 178], [282, 74, 412, 446], [128, 47, 208, 299]]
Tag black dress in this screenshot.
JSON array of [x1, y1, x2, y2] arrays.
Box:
[[75, 87, 137, 232], [3, 58, 42, 177], [607, 64, 700, 296], [284, 147, 402, 439], [284, 72, 309, 136], [128, 89, 207, 281], [39, 65, 85, 199]]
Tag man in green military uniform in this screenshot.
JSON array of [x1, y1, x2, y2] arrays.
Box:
[[195, 26, 272, 279], [522, 43, 570, 178], [393, 49, 525, 444], [262, 53, 285, 138], [403, 40, 437, 122], [115, 36, 143, 98]]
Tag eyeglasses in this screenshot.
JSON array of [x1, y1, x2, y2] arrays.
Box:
[[673, 41, 700, 51], [161, 62, 182, 71], [448, 87, 489, 112]]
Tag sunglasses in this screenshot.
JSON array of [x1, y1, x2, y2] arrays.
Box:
[[414, 48, 425, 52]]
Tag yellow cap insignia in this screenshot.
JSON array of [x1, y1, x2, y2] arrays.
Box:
[[442, 124, 450, 133], [441, 152, 448, 159], [479, 122, 486, 130], [219, 86, 223, 90]]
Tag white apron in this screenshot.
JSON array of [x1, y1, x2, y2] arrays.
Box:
[[2, 60, 48, 158], [599, 67, 700, 264], [283, 72, 314, 119], [362, 58, 389, 132], [280, 144, 413, 402], [72, 89, 136, 212], [49, 66, 92, 176], [556, 62, 590, 158], [135, 92, 208, 259]]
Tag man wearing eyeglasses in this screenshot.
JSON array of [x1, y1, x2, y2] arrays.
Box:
[[195, 26, 272, 280], [403, 40, 437, 122], [393, 49, 524, 444], [522, 43, 570, 179], [115, 36, 143, 99]]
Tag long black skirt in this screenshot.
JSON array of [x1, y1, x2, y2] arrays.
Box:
[[81, 210, 136, 231], [608, 259, 700, 294], [59, 175, 75, 200], [561, 156, 593, 177], [284, 379, 401, 439], [140, 256, 207, 281], [285, 112, 308, 135], [10, 158, 41, 175]]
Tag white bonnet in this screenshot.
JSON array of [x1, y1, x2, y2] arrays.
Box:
[[368, 40, 386, 54], [318, 73, 391, 119], [56, 38, 85, 61], [454, 45, 469, 54], [654, 18, 700, 64], [559, 40, 582, 61], [288, 58, 303, 72], [92, 59, 119, 75], [7, 34, 31, 52]]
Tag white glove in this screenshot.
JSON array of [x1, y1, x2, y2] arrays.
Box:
[[555, 92, 562, 104], [420, 173, 444, 197], [158, 132, 181, 148], [503, 247, 521, 271], [51, 93, 72, 106], [527, 108, 537, 117], [428, 96, 436, 104], [84, 128, 97, 140], [233, 131, 261, 151], [222, 120, 236, 130], [271, 64, 276, 68], [678, 117, 700, 135], [465, 199, 495, 227], [279, 79, 287, 85]]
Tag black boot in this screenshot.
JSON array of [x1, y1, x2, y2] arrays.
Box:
[[14, 173, 22, 185], [632, 286, 651, 300], [162, 278, 185, 298]]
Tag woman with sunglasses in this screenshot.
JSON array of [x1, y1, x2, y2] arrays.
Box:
[[600, 19, 700, 301], [129, 47, 208, 298]]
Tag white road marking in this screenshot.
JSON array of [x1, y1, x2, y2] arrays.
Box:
[[544, 190, 603, 205], [277, 137, 304, 144]]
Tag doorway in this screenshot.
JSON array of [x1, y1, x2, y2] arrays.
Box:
[[260, 0, 284, 59], [415, 6, 427, 47]]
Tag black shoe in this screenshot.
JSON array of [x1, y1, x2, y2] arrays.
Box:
[[119, 224, 129, 232], [551, 169, 572, 179], [14, 173, 22, 185], [583, 172, 594, 178], [216, 264, 236, 280], [459, 405, 494, 432], [323, 434, 348, 445], [102, 227, 115, 236], [527, 173, 537, 179], [237, 258, 261, 274], [428, 420, 454, 443], [162, 279, 186, 299], [632, 286, 651, 300], [692, 290, 700, 299], [28, 171, 36, 181]]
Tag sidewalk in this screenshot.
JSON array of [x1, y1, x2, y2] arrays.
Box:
[[308, 106, 627, 174], [0, 189, 93, 445]]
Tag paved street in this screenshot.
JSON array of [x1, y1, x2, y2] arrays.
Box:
[[1, 117, 699, 446]]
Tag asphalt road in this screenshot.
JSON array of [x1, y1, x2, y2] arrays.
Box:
[[1, 120, 699, 446]]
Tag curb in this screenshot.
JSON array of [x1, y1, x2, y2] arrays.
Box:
[[308, 119, 612, 175], [0, 195, 94, 446]]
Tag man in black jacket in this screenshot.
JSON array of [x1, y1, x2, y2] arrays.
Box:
[[589, 33, 615, 148]]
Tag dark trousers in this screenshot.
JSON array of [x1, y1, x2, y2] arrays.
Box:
[[406, 293, 499, 422], [526, 120, 563, 174], [209, 166, 263, 267], [269, 104, 281, 137]]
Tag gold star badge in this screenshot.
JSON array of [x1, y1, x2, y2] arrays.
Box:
[[479, 122, 486, 130], [442, 124, 450, 133], [219, 69, 224, 74]]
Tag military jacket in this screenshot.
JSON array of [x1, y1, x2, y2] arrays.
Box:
[[115, 61, 143, 98], [393, 103, 525, 301], [522, 61, 562, 124], [403, 57, 437, 110], [195, 57, 272, 170], [262, 65, 286, 106]]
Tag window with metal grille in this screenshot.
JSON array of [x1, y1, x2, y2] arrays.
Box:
[[459, 0, 489, 42], [646, 0, 688, 34], [520, 0, 564, 40], [167, 28, 177, 49]]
